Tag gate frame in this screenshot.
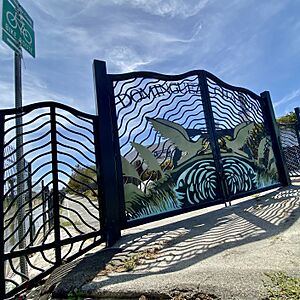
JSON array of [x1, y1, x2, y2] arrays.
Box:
[[0, 111, 6, 298], [93, 60, 125, 245], [260, 91, 291, 186], [93, 60, 291, 230], [295, 107, 300, 147]]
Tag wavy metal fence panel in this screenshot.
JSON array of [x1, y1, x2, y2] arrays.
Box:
[[278, 108, 300, 177], [0, 102, 104, 298]]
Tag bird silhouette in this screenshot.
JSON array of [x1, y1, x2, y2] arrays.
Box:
[[147, 117, 206, 164], [224, 122, 255, 158]]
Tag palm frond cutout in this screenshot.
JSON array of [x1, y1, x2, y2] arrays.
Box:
[[121, 156, 140, 180], [131, 142, 161, 172]]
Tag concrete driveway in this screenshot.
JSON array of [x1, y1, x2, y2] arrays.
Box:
[[37, 184, 300, 299]]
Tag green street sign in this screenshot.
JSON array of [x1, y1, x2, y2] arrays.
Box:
[[1, 0, 35, 57]]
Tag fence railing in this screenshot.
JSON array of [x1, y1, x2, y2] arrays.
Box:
[[278, 107, 300, 177], [0, 102, 105, 298]]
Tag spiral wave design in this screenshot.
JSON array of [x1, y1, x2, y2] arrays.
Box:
[[175, 160, 217, 204], [222, 157, 256, 194], [175, 157, 257, 205]]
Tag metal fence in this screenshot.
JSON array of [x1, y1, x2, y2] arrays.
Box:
[[1, 60, 291, 298], [278, 107, 300, 177], [0, 102, 105, 298]]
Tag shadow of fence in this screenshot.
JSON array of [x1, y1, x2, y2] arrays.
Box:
[[40, 185, 300, 298]]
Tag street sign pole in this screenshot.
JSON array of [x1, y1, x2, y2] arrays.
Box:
[[14, 49, 28, 280], [2, 0, 35, 282]]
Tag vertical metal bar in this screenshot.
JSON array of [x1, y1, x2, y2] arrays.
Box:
[[106, 75, 126, 228], [294, 107, 300, 146], [92, 118, 105, 236], [0, 112, 6, 298], [50, 106, 62, 266], [15, 51, 28, 279], [198, 72, 228, 204], [27, 162, 34, 245], [294, 107, 300, 171], [42, 180, 46, 238], [260, 91, 291, 186], [93, 60, 122, 246]]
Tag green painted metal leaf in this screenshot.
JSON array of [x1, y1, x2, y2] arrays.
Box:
[[131, 142, 161, 172], [121, 157, 140, 180], [124, 183, 145, 215], [257, 137, 267, 161]]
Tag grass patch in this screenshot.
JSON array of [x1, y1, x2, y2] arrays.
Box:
[[99, 247, 160, 275], [262, 272, 300, 299], [60, 219, 81, 227], [67, 288, 84, 300]]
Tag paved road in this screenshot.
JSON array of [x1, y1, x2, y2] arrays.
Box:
[[60, 193, 101, 233]]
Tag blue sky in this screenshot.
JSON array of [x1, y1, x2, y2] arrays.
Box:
[[0, 0, 299, 117]]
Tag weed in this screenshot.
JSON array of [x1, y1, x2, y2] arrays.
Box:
[[262, 271, 300, 299], [60, 219, 81, 227], [67, 288, 85, 300]]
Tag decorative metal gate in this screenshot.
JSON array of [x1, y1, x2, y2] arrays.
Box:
[[0, 102, 105, 298], [93, 60, 290, 229], [1, 60, 291, 298], [278, 107, 300, 177]]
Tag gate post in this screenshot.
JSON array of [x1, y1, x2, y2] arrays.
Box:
[[93, 60, 123, 246], [198, 72, 228, 204], [294, 107, 300, 146], [260, 91, 290, 186], [0, 111, 6, 297]]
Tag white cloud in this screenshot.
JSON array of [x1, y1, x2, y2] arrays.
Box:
[[34, 1, 96, 19], [274, 89, 300, 108], [0, 73, 76, 110], [111, 0, 210, 18], [106, 46, 152, 72], [0, 43, 12, 59]]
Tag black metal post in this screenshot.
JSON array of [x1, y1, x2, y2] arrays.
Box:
[[27, 162, 34, 245], [42, 180, 47, 238], [50, 106, 62, 266], [93, 60, 123, 246], [0, 112, 6, 297], [260, 91, 291, 186], [198, 73, 229, 204], [294, 107, 300, 146], [15, 51, 28, 279], [106, 74, 126, 228]]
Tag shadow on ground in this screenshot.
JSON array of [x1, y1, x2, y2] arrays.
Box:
[[40, 185, 300, 299]]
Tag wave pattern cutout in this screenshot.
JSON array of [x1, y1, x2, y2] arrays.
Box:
[[112, 75, 208, 182], [279, 123, 300, 177], [1, 103, 103, 298]]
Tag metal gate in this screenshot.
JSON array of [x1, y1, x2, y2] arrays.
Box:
[[1, 60, 291, 298], [278, 107, 300, 177], [93, 60, 290, 229], [0, 102, 105, 298]]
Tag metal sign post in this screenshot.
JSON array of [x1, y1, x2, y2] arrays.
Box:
[[1, 0, 35, 283], [15, 50, 28, 279]]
